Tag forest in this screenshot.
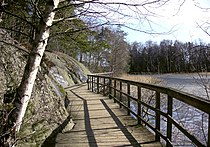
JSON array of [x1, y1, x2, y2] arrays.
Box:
[[78, 36, 210, 74], [1, 1, 210, 76], [129, 40, 210, 74], [0, 0, 210, 146]]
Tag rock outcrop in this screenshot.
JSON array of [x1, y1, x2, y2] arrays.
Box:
[[0, 29, 90, 146]]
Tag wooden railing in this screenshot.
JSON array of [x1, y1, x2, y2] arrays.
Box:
[[87, 74, 210, 147]]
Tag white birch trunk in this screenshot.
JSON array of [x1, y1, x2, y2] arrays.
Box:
[[15, 0, 60, 133], [0, 0, 4, 22]]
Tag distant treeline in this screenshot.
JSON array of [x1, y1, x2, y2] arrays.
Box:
[[129, 40, 210, 74]]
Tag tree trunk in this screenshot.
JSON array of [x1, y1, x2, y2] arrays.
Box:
[[0, 0, 4, 22], [14, 0, 59, 133], [88, 52, 92, 67], [79, 52, 83, 62]]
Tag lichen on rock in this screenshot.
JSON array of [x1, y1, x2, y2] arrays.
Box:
[[45, 51, 91, 87], [0, 29, 91, 146]]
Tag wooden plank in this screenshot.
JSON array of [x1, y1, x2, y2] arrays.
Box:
[[88, 74, 210, 114], [55, 85, 162, 147], [167, 89, 210, 114], [169, 115, 206, 147], [87, 75, 210, 147]]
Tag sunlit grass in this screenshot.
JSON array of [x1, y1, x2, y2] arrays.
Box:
[[119, 74, 163, 85]]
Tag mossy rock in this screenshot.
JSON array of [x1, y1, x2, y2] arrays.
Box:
[[0, 31, 91, 146]]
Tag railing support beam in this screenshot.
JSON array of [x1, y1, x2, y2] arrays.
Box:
[[103, 78, 106, 96], [208, 114, 210, 147], [167, 95, 173, 147], [87, 74, 210, 147], [114, 80, 116, 103], [91, 76, 93, 92], [155, 91, 160, 141], [97, 76, 99, 94], [127, 83, 130, 115], [87, 75, 90, 90], [137, 86, 141, 125], [119, 81, 122, 108], [109, 77, 112, 99]]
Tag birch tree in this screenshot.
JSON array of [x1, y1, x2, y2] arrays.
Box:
[[0, 0, 179, 146], [14, 0, 60, 133], [11, 0, 209, 146]]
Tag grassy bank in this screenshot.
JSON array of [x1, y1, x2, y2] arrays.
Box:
[[119, 74, 162, 85]]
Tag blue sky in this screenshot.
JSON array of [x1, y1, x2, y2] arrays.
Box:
[[88, 0, 210, 43], [120, 0, 210, 43]]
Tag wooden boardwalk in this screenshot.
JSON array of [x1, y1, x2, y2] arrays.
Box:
[[55, 84, 162, 147]]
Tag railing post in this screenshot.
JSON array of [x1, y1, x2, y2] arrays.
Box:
[[127, 83, 130, 115], [114, 80, 116, 103], [167, 95, 173, 147], [97, 76, 99, 94], [103, 77, 105, 96], [208, 114, 210, 147], [137, 86, 141, 125], [155, 91, 160, 141], [91, 76, 93, 92], [87, 75, 90, 90], [90, 76, 92, 92], [109, 77, 112, 99], [119, 81, 122, 108], [94, 76, 96, 92]]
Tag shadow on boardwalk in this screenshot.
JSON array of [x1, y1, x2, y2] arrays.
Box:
[[41, 115, 72, 147], [71, 89, 98, 147], [100, 99, 140, 147], [49, 84, 163, 147]]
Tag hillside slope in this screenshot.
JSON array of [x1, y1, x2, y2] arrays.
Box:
[[0, 29, 90, 146]]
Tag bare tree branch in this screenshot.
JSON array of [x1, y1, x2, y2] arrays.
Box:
[[196, 22, 210, 37]]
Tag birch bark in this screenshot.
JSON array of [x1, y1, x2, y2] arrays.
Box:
[[15, 0, 60, 133], [0, 0, 4, 22]]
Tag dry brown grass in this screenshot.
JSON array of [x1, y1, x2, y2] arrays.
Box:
[[119, 74, 162, 85]]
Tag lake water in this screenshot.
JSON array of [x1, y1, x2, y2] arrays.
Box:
[[151, 73, 210, 99], [129, 73, 210, 146]]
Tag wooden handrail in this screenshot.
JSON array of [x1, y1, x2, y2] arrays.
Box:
[[90, 72, 113, 76], [87, 74, 210, 147]]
